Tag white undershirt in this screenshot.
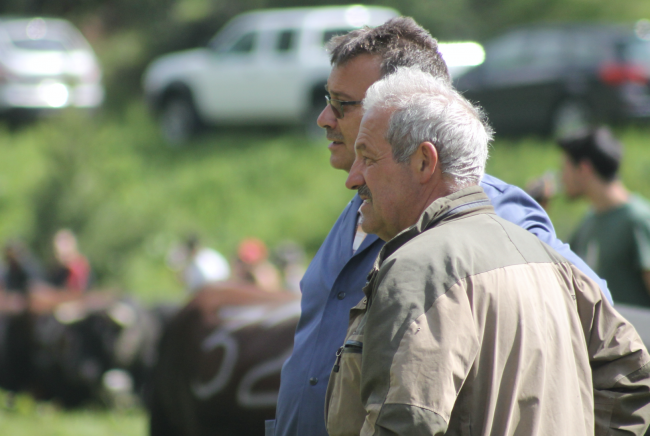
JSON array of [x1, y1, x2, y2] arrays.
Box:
[[352, 209, 367, 254]]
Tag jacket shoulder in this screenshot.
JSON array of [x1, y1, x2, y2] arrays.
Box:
[[382, 212, 565, 294]]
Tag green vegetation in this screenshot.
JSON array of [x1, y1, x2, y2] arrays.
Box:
[[0, 104, 351, 302], [0, 390, 145, 436], [2, 105, 650, 305]]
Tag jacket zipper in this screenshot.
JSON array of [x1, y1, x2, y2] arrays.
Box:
[[333, 340, 363, 373]]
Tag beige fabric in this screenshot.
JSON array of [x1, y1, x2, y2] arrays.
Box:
[[325, 186, 650, 436], [325, 298, 368, 434]]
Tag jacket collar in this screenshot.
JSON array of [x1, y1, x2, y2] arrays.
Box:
[[374, 185, 494, 272]]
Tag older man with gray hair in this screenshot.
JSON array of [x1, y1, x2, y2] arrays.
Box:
[[325, 67, 650, 436]]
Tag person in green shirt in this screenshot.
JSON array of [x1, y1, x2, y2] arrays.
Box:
[[559, 126, 650, 307]]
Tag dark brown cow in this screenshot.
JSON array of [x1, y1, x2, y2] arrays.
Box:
[[0, 288, 165, 408], [147, 283, 300, 436], [0, 295, 31, 395]]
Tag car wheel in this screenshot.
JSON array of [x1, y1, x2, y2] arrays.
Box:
[[550, 99, 592, 139], [159, 95, 201, 145]]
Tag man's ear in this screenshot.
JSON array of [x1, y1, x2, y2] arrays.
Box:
[[412, 141, 438, 183], [578, 159, 595, 177]]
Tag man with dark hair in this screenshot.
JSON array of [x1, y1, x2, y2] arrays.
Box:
[[560, 126, 650, 307], [269, 17, 614, 436], [327, 17, 450, 84]]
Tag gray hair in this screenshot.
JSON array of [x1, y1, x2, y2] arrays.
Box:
[[363, 67, 492, 188]]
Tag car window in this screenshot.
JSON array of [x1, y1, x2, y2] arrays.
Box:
[[3, 19, 88, 51], [322, 28, 355, 46], [525, 29, 565, 69], [484, 30, 529, 73], [224, 32, 257, 54], [11, 39, 67, 51], [569, 30, 607, 66], [276, 30, 296, 53]]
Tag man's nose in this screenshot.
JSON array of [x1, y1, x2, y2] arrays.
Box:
[[345, 158, 364, 190], [317, 102, 337, 129]]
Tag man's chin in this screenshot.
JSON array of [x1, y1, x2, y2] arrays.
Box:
[[359, 210, 377, 233], [329, 148, 354, 171]]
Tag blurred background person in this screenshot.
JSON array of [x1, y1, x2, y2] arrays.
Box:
[[46, 229, 91, 293], [167, 233, 230, 293], [232, 237, 282, 292], [0, 239, 40, 315], [559, 126, 650, 307], [525, 171, 557, 211], [0, 239, 41, 296]]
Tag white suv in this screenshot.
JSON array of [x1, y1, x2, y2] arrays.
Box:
[[0, 17, 104, 116], [142, 5, 398, 143]]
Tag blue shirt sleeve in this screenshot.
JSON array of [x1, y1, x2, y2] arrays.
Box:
[[481, 174, 613, 304]]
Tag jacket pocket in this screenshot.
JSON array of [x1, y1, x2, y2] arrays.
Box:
[[325, 335, 366, 436]]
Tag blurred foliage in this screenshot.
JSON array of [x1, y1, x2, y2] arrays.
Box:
[[0, 105, 350, 301], [2, 104, 650, 303]]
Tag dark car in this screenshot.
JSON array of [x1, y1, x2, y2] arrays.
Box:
[[454, 21, 650, 137]]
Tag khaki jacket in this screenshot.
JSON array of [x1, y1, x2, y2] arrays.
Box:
[[325, 186, 650, 436]]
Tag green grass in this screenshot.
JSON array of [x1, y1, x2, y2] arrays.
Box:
[[0, 391, 146, 436], [0, 409, 145, 436]]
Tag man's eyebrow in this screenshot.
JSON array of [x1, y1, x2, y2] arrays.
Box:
[[355, 142, 367, 152], [324, 84, 355, 100]]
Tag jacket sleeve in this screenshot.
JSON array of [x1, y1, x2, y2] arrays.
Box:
[[360, 266, 479, 436], [481, 174, 614, 304], [571, 264, 650, 435]]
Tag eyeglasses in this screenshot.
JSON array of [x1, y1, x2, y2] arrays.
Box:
[[325, 95, 362, 119]]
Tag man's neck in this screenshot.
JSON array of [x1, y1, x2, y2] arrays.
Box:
[[586, 179, 629, 213]]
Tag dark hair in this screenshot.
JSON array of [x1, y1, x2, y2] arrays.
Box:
[[326, 17, 450, 83], [558, 126, 622, 181]]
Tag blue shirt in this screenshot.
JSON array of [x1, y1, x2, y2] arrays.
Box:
[[272, 174, 612, 436]]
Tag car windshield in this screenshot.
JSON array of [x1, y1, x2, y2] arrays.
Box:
[[3, 19, 88, 51]]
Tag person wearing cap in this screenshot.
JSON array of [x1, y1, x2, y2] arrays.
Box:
[[560, 126, 650, 307], [233, 237, 282, 292], [171, 234, 231, 294]]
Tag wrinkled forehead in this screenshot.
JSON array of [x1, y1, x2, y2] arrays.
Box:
[[356, 108, 393, 148]]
